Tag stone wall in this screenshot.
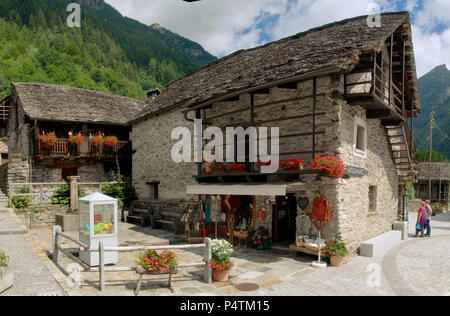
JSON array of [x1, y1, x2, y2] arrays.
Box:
[[408, 199, 422, 213], [16, 205, 70, 228], [131, 109, 197, 201], [3, 160, 30, 196], [333, 93, 400, 251]]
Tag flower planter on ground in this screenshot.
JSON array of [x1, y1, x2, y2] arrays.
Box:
[[321, 233, 348, 267], [211, 239, 233, 282]]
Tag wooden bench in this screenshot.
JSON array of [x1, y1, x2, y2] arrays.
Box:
[[134, 265, 176, 296], [150, 209, 184, 234]]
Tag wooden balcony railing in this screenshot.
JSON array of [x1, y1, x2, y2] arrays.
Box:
[[35, 138, 129, 159]]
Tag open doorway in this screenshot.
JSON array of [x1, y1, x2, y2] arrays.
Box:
[[273, 194, 297, 243]]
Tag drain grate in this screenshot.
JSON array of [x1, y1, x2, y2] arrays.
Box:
[[235, 283, 260, 292]]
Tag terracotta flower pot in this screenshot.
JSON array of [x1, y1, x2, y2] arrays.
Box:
[[213, 270, 229, 282], [330, 256, 344, 267]]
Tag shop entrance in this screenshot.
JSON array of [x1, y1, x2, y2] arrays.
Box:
[[273, 194, 297, 243]]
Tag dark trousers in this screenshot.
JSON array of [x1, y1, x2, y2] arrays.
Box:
[[426, 220, 431, 236]]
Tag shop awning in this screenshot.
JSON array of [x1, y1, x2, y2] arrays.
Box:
[[186, 184, 287, 196]]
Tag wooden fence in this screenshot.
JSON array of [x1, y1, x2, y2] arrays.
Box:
[[52, 225, 213, 292]]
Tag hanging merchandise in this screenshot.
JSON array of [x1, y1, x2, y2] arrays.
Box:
[[210, 196, 221, 223], [258, 209, 266, 221], [205, 197, 211, 223], [312, 194, 331, 222]]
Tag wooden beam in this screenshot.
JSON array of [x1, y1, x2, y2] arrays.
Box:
[[253, 88, 270, 95], [277, 82, 298, 90], [366, 110, 392, 119], [312, 77, 317, 159]]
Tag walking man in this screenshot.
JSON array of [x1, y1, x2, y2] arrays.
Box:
[[425, 200, 433, 237]]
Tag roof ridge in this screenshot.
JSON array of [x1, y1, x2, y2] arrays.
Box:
[[12, 82, 146, 104]]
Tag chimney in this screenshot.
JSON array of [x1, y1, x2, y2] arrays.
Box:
[[146, 88, 161, 103]]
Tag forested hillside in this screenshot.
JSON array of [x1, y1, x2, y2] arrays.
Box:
[[0, 0, 215, 100], [414, 64, 450, 159]]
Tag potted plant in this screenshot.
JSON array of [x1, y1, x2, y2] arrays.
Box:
[[211, 239, 233, 282], [249, 227, 273, 250], [321, 233, 348, 267], [68, 131, 84, 146], [38, 131, 57, 147], [90, 132, 104, 147], [309, 155, 346, 178], [0, 250, 13, 294], [281, 159, 304, 171], [104, 136, 119, 147], [209, 162, 226, 174], [138, 249, 178, 273]]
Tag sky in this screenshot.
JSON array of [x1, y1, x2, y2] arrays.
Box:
[[104, 0, 450, 77]]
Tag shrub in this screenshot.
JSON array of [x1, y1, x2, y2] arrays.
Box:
[[249, 227, 273, 250], [11, 186, 31, 209], [102, 182, 137, 208], [0, 250, 9, 266], [51, 183, 84, 205]]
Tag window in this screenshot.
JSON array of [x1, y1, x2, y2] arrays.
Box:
[[368, 185, 377, 214], [353, 116, 367, 157]]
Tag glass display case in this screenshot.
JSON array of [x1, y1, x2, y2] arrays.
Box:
[[79, 192, 118, 266]]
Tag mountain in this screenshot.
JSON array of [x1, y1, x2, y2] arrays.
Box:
[[0, 0, 216, 100], [414, 64, 450, 159]]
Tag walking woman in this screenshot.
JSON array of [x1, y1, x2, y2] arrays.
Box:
[[414, 201, 428, 238]]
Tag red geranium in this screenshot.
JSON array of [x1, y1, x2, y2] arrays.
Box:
[[38, 131, 57, 147], [68, 131, 84, 146], [104, 136, 119, 147], [309, 155, 346, 178]]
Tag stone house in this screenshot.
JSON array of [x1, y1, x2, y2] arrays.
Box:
[[414, 162, 450, 207], [130, 12, 420, 251], [0, 83, 146, 195]]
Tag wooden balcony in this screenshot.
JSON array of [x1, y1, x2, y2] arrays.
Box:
[[35, 138, 129, 160], [344, 63, 404, 122]]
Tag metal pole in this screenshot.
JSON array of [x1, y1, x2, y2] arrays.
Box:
[[429, 111, 434, 201], [438, 165, 441, 207]]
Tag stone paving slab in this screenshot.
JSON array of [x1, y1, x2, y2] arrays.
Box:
[[0, 210, 28, 235]]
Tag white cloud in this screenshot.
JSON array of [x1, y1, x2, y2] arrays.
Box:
[[412, 26, 450, 76]]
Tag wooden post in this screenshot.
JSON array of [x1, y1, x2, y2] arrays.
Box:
[[40, 184, 43, 206], [389, 34, 393, 108], [203, 238, 212, 284], [52, 225, 61, 265], [67, 176, 80, 212], [312, 77, 317, 159], [99, 242, 105, 291]]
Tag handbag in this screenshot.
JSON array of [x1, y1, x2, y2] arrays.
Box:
[[416, 222, 421, 230]]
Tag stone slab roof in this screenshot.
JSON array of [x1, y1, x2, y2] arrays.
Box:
[[132, 11, 419, 123], [12, 83, 146, 125], [418, 162, 450, 181]]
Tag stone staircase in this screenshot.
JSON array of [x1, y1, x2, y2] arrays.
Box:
[[384, 124, 418, 183]]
